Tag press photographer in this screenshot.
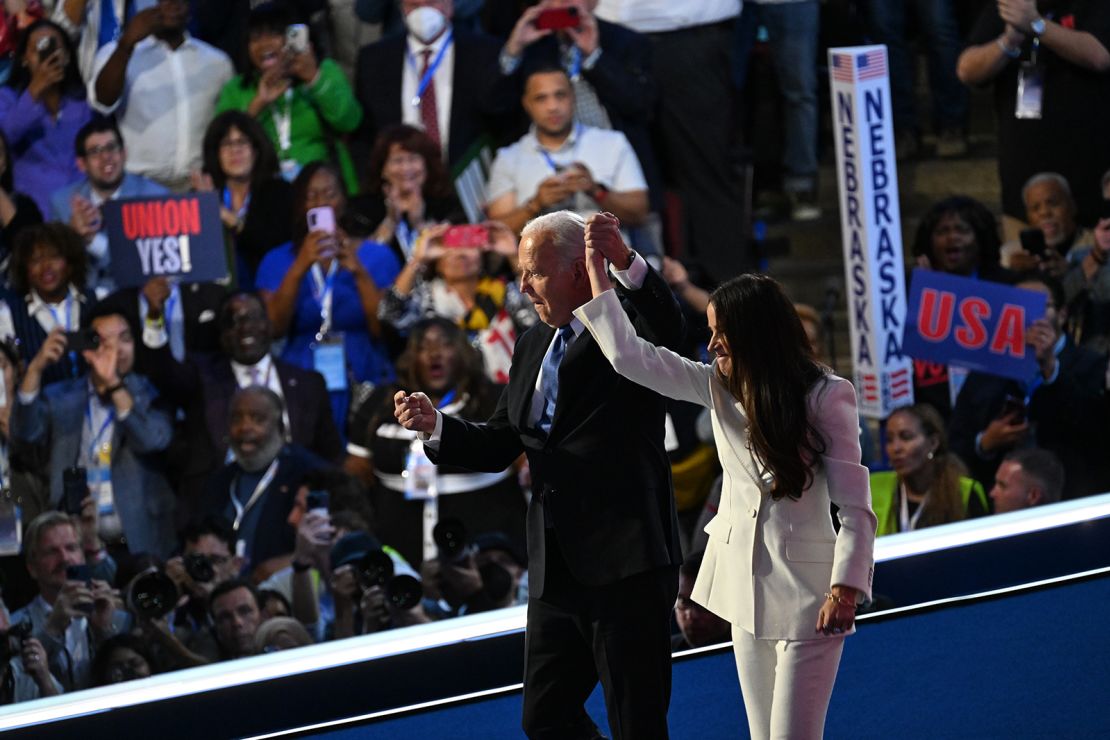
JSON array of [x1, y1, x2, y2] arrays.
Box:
[[421, 520, 527, 617], [329, 531, 429, 638]]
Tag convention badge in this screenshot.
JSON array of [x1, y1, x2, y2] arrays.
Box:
[[280, 159, 302, 182], [1015, 62, 1044, 120], [0, 489, 21, 557], [312, 334, 348, 392]]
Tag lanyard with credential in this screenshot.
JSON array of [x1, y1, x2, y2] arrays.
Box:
[[230, 458, 280, 532], [271, 88, 294, 156], [395, 217, 416, 259], [309, 259, 339, 341], [406, 31, 454, 107], [85, 399, 115, 465], [223, 187, 252, 221], [538, 124, 582, 173], [898, 482, 926, 533]]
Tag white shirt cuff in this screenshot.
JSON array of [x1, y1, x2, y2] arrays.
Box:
[[420, 409, 444, 450], [611, 251, 647, 290], [346, 443, 371, 459], [17, 389, 38, 405]]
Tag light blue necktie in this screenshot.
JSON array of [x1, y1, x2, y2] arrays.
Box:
[[536, 325, 574, 436]]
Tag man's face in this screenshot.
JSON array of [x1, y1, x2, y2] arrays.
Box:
[[229, 392, 283, 471], [184, 534, 238, 584], [27, 523, 84, 593], [211, 586, 261, 658], [1016, 280, 1064, 334], [1024, 180, 1076, 248], [991, 460, 1039, 514], [155, 0, 189, 35], [518, 233, 587, 327], [522, 71, 575, 139], [219, 295, 271, 365], [78, 131, 125, 193], [674, 572, 728, 648], [401, 0, 453, 19], [92, 314, 136, 377]]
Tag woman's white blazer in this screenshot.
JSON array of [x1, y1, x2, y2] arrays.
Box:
[[576, 290, 877, 641]]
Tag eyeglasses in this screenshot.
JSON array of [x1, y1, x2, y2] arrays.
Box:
[[220, 137, 253, 151], [84, 142, 121, 158]]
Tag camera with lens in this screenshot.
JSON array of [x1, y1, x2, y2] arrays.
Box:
[[0, 621, 32, 660], [127, 569, 179, 620], [433, 518, 473, 562], [356, 550, 423, 611], [183, 553, 216, 584]]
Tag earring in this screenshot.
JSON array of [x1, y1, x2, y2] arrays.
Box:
[[927, 451, 935, 460]]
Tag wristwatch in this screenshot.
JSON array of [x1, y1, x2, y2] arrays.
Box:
[[1030, 17, 1046, 36]]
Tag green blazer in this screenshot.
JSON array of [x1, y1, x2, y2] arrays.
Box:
[[869, 469, 988, 537], [216, 59, 363, 194]]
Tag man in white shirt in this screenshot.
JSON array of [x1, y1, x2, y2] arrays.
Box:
[[594, 0, 748, 283], [88, 0, 233, 191], [486, 65, 648, 237]]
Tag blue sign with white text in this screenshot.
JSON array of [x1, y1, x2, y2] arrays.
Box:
[[903, 270, 1046, 382]]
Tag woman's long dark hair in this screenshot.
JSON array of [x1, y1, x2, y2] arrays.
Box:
[[709, 274, 827, 500], [911, 195, 1002, 273], [202, 110, 280, 192], [7, 19, 85, 98]]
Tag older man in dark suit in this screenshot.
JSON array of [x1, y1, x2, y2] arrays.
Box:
[[396, 211, 684, 739], [354, 0, 517, 167], [145, 291, 341, 515]]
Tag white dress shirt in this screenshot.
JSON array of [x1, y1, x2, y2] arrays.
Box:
[[88, 35, 233, 190], [402, 29, 455, 160], [594, 0, 741, 33]]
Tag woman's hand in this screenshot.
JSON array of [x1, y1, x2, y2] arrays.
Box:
[[815, 586, 857, 636], [250, 67, 290, 115], [413, 222, 449, 266], [287, 43, 319, 84], [27, 48, 66, 100], [335, 231, 365, 275], [485, 220, 519, 258], [295, 230, 337, 273]]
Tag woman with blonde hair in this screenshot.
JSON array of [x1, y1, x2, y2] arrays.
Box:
[[872, 403, 988, 536]]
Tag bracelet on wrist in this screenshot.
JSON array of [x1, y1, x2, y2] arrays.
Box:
[[825, 591, 857, 609]]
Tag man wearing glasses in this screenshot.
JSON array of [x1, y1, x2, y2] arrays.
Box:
[[50, 116, 167, 293]]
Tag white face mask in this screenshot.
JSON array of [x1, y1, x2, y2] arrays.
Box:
[[405, 6, 448, 44]]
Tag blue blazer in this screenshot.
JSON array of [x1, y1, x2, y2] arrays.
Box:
[[49, 172, 169, 223], [12, 372, 176, 558]]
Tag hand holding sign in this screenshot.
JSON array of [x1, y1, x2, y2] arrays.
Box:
[[142, 277, 171, 319], [1026, 317, 1060, 379]]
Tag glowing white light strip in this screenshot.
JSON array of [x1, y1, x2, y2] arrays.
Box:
[[0, 606, 527, 732], [874, 491, 1110, 561], [244, 682, 527, 740], [2, 492, 1108, 731], [252, 565, 1110, 739]]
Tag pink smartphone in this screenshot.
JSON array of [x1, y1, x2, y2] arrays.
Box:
[[443, 225, 489, 249], [307, 206, 336, 234]]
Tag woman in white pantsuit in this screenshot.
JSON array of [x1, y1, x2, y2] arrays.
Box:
[[573, 223, 877, 740]]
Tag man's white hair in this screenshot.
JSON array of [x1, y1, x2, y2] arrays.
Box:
[[1021, 172, 1073, 206], [521, 210, 586, 269]]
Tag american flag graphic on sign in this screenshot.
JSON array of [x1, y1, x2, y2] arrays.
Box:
[[857, 50, 887, 80], [831, 53, 855, 83]]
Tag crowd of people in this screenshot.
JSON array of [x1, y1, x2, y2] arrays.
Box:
[[0, 0, 1105, 721]]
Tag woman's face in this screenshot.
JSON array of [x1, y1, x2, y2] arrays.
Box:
[[414, 324, 461, 395], [218, 125, 257, 181], [27, 244, 70, 298], [23, 26, 69, 81], [248, 29, 286, 74], [303, 169, 345, 216], [930, 212, 979, 275], [885, 411, 938, 478], [706, 302, 732, 378], [382, 144, 427, 195], [436, 247, 481, 282]]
